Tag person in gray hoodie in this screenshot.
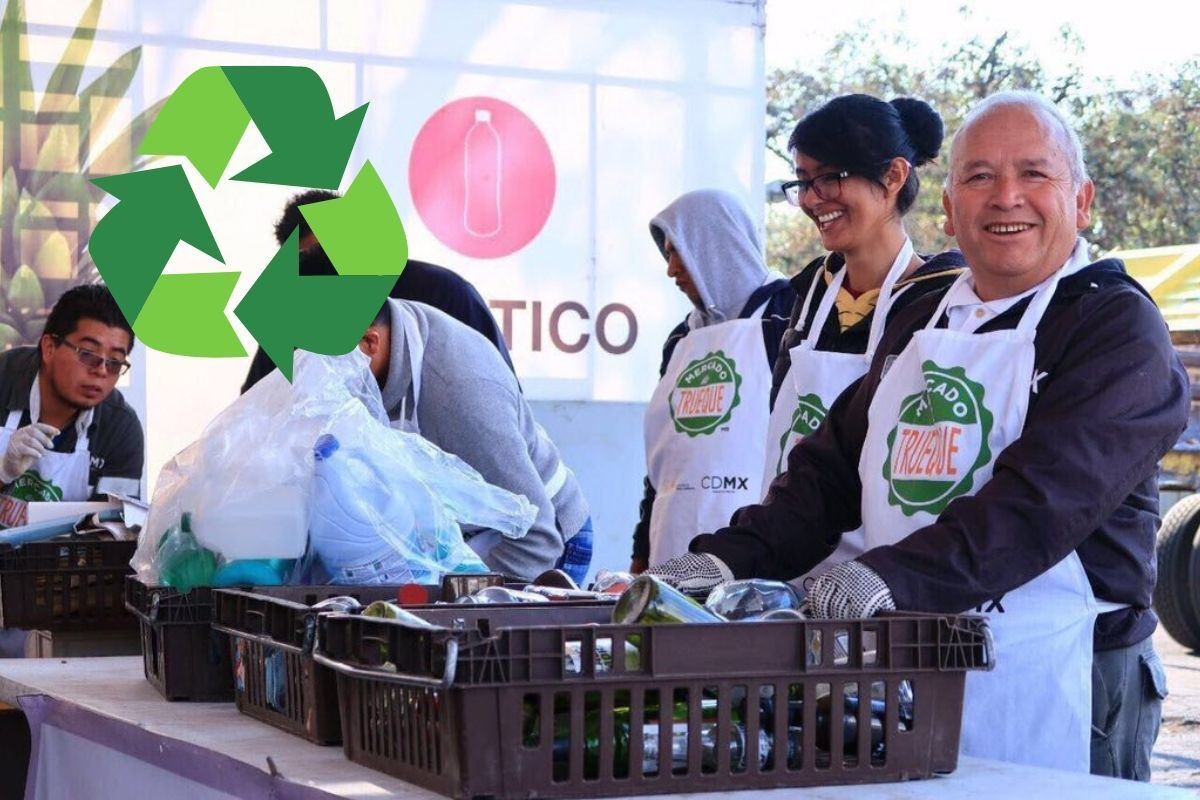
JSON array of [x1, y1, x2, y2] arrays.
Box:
[[632, 189, 796, 571], [323, 249, 589, 582]]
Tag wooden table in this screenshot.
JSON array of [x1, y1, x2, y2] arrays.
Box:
[[0, 656, 1190, 799]]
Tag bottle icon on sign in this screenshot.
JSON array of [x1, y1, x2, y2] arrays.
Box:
[[464, 109, 502, 238]]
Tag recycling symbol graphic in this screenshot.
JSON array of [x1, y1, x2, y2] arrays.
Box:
[[88, 66, 407, 380]]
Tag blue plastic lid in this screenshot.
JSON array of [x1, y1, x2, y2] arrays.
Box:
[[313, 434, 340, 461]]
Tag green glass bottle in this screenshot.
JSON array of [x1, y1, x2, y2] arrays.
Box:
[[361, 600, 441, 628], [611, 575, 724, 624]]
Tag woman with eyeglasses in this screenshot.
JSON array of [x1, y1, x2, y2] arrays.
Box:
[[752, 95, 963, 588], [749, 95, 963, 586], [629, 189, 797, 573]]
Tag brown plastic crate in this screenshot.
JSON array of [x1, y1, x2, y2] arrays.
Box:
[[315, 607, 993, 799], [0, 536, 136, 631], [214, 586, 408, 744], [124, 577, 233, 701], [212, 575, 520, 744]]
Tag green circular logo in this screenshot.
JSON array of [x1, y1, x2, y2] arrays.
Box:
[[7, 470, 64, 503], [882, 361, 993, 516], [776, 392, 827, 475], [669, 351, 742, 437]]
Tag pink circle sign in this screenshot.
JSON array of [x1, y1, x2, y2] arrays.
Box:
[[409, 97, 556, 259]]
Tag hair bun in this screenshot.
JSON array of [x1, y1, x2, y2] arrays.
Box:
[[891, 97, 944, 167]]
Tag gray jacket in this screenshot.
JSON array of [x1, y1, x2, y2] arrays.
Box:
[[380, 299, 588, 579]]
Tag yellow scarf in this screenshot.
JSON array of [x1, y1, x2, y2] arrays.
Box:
[[824, 268, 880, 332]]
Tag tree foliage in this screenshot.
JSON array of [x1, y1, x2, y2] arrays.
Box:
[[766, 20, 1200, 274]]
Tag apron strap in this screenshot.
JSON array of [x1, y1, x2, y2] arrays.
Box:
[[2, 410, 20, 431], [395, 303, 425, 431], [27, 379, 93, 451], [864, 238, 915, 357], [793, 259, 829, 337], [796, 263, 848, 353], [1094, 598, 1131, 615], [544, 461, 570, 498], [925, 270, 970, 331]]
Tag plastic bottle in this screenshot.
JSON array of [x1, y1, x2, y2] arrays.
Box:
[[463, 109, 502, 237], [308, 434, 418, 584]]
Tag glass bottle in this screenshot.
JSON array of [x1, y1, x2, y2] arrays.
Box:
[[612, 575, 724, 624]]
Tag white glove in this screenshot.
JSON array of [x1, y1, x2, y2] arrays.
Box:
[[644, 552, 734, 593], [0, 423, 59, 484], [805, 560, 896, 619]]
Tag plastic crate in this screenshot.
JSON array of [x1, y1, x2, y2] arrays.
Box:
[[315, 606, 993, 799], [212, 574, 522, 744], [124, 577, 233, 701], [0, 536, 136, 631], [214, 586, 408, 744]]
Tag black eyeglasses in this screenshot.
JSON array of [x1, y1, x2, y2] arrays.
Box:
[[781, 170, 851, 206], [52, 336, 131, 376]]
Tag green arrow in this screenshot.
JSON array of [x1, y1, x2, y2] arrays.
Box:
[[138, 66, 251, 187], [222, 66, 367, 190], [90, 165, 223, 321], [234, 230, 395, 381], [134, 273, 245, 357], [300, 160, 408, 276]]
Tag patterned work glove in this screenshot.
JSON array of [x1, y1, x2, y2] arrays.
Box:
[[644, 553, 734, 593], [805, 560, 896, 619]]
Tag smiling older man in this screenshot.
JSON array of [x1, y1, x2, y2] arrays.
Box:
[[644, 91, 1189, 779]]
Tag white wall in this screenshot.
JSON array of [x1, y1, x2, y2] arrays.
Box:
[[529, 400, 647, 580]]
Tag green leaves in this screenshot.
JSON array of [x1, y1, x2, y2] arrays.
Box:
[[766, 16, 1200, 274], [0, 0, 161, 350], [9, 264, 43, 311]]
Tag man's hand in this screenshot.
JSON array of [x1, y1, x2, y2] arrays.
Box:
[[804, 560, 895, 619], [644, 552, 733, 593], [0, 423, 59, 484]]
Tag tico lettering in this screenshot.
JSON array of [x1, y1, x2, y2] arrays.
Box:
[[490, 299, 638, 356]]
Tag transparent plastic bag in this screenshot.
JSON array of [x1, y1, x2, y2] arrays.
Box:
[[134, 350, 537, 585]]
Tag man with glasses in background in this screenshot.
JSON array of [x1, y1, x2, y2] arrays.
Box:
[[0, 283, 143, 519]]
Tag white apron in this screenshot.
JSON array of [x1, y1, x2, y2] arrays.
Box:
[[762, 240, 913, 587], [857, 261, 1122, 772], [645, 300, 772, 564], [0, 383, 93, 504]]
